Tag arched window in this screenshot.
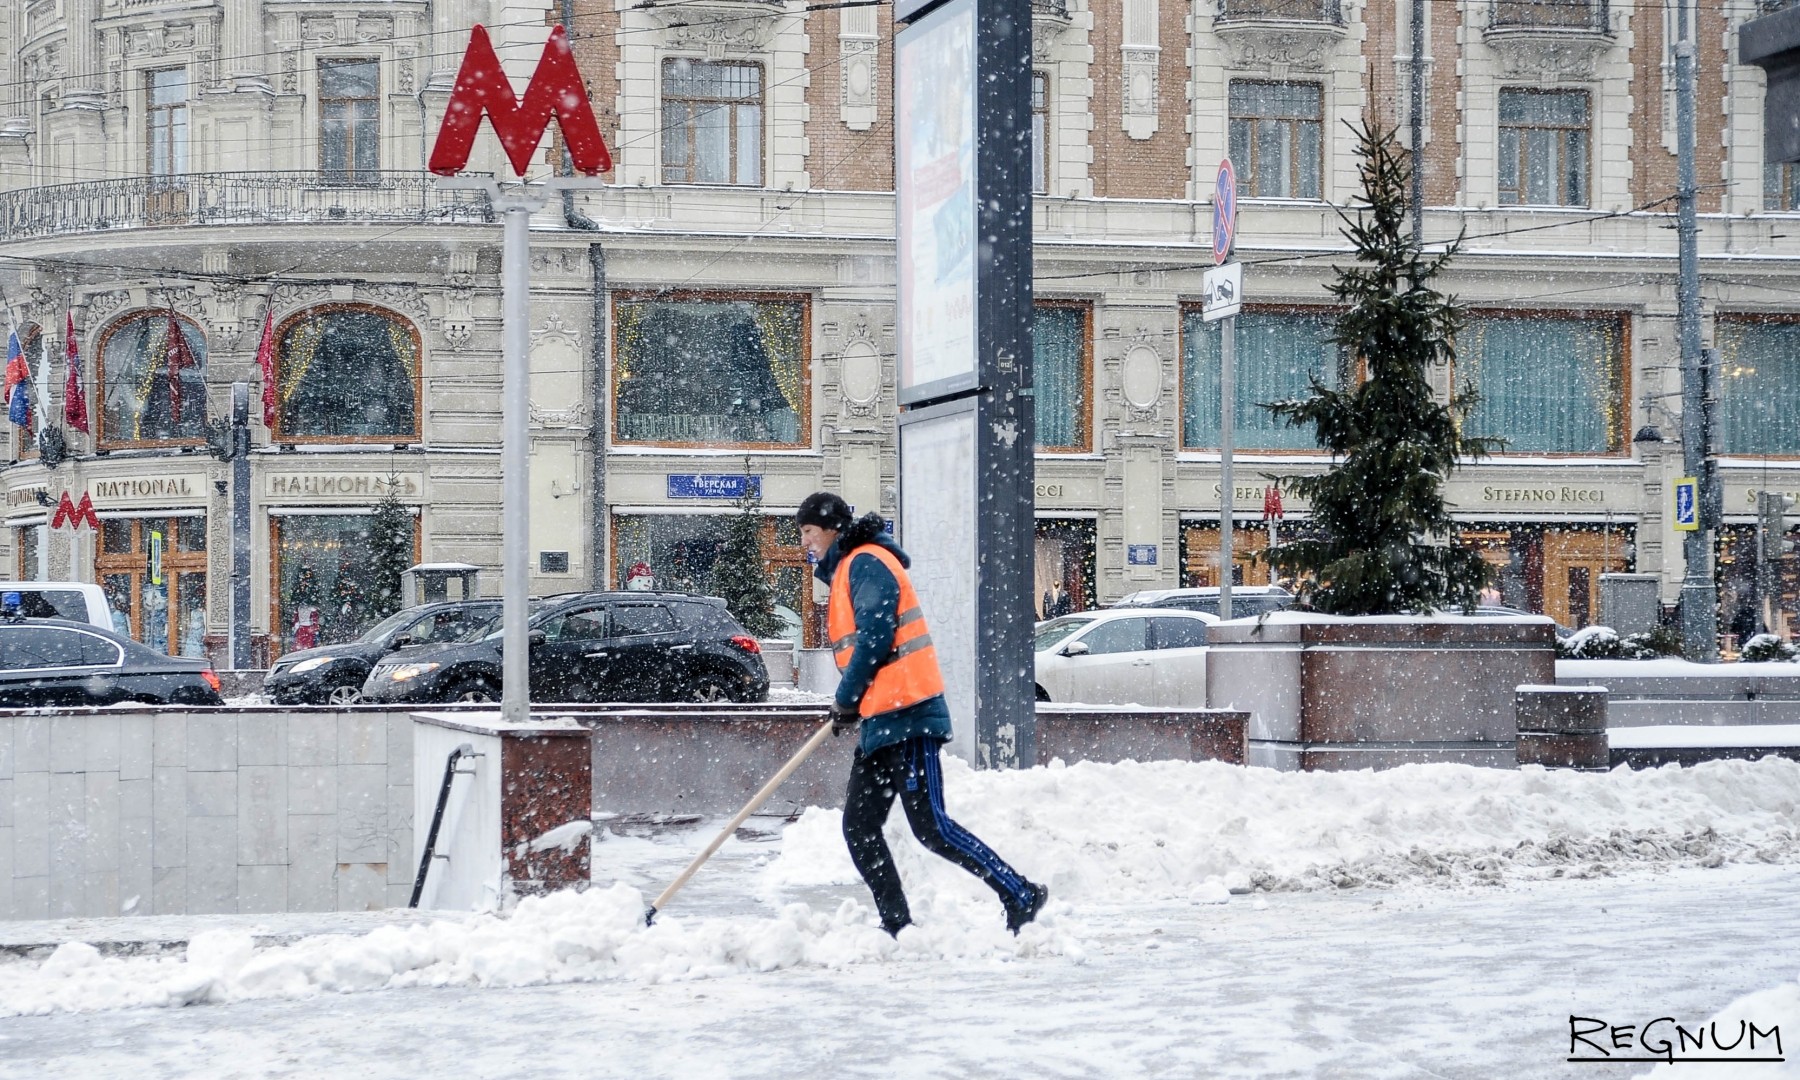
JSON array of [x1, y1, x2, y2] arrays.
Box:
[[275, 305, 420, 441], [98, 311, 207, 447]]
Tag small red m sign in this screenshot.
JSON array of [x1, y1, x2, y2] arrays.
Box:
[[429, 24, 612, 177]]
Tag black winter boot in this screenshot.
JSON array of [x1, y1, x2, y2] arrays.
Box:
[[1005, 883, 1050, 934]]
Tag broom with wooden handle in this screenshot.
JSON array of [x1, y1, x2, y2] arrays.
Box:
[[644, 717, 837, 926]]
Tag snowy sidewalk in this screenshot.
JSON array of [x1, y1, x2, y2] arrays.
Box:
[[2, 756, 1798, 1078]]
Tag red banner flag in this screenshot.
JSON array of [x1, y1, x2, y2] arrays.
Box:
[[428, 25, 611, 177], [1262, 485, 1285, 520], [164, 310, 196, 426], [63, 312, 88, 434], [253, 307, 277, 430]]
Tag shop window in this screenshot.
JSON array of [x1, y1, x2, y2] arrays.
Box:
[[1035, 303, 1090, 451], [1035, 518, 1096, 618], [1181, 309, 1340, 451], [1457, 524, 1629, 630], [273, 513, 417, 656], [275, 305, 420, 441], [1181, 521, 1287, 587], [1228, 81, 1323, 199], [320, 58, 380, 183], [15, 525, 40, 581], [612, 513, 815, 646], [1717, 318, 1800, 456], [1498, 88, 1589, 207], [1768, 162, 1800, 213], [661, 59, 763, 186], [1032, 71, 1051, 195], [96, 516, 207, 656], [1458, 314, 1625, 454], [98, 312, 207, 447], [613, 295, 808, 447]]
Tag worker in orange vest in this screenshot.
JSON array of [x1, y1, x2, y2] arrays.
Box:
[[797, 492, 1049, 937]]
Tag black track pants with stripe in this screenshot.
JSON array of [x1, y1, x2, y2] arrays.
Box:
[[841, 736, 1036, 929]]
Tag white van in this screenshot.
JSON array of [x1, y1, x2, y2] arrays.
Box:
[[0, 581, 116, 631]]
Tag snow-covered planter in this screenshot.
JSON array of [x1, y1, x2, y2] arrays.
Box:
[[1206, 612, 1557, 771], [1738, 634, 1799, 663], [1556, 625, 1677, 661]]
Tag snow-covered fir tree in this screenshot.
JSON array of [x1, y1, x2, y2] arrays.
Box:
[[1261, 124, 1499, 615]]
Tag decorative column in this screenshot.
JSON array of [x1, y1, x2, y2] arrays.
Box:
[[223, 0, 272, 92]]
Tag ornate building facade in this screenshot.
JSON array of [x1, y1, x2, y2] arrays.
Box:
[[0, 0, 1797, 664]]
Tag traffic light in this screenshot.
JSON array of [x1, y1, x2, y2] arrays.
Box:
[[1758, 491, 1796, 560]]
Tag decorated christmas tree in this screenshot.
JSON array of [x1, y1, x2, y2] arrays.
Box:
[[365, 482, 414, 623], [714, 477, 785, 639], [1261, 124, 1499, 615]]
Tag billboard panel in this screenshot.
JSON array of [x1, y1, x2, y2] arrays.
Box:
[[899, 400, 979, 763]]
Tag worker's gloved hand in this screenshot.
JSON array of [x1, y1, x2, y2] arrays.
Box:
[[829, 703, 861, 737]]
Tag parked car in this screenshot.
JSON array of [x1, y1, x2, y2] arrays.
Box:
[[0, 617, 223, 707], [360, 592, 770, 705], [1111, 586, 1294, 619], [0, 581, 116, 631], [1457, 605, 1574, 641], [1034, 607, 1218, 706], [265, 600, 503, 705]]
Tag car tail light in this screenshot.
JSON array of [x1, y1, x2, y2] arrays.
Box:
[[728, 635, 761, 654], [200, 670, 222, 692]]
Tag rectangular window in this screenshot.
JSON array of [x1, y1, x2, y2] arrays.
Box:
[[1228, 81, 1323, 199], [1035, 303, 1089, 451], [1032, 71, 1050, 195], [613, 513, 816, 646], [95, 516, 207, 656], [1181, 309, 1340, 450], [1458, 314, 1626, 454], [661, 59, 763, 186], [613, 294, 807, 446], [146, 68, 188, 177], [320, 59, 381, 182], [1717, 318, 1800, 456], [273, 513, 416, 657], [1497, 89, 1589, 207], [1766, 161, 1800, 212]]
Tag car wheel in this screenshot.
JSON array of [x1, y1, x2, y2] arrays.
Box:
[[325, 682, 363, 706], [687, 676, 734, 703], [1035, 685, 1051, 702], [450, 679, 498, 704]]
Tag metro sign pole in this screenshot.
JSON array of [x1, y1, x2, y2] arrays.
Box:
[[431, 24, 612, 723]]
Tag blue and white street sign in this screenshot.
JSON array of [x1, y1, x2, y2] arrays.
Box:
[[1673, 476, 1699, 531], [1127, 544, 1159, 566], [1213, 158, 1237, 266]]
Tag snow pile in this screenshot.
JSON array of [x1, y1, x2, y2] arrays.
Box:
[[0, 884, 1077, 1018], [1640, 978, 1800, 1077], [767, 755, 1800, 901]]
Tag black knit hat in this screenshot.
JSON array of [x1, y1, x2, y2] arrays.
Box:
[[795, 491, 854, 532]]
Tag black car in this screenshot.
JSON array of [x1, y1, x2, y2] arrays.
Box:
[[0, 618, 223, 707], [360, 592, 770, 705], [265, 600, 503, 705]]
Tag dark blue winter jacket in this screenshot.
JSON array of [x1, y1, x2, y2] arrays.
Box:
[[813, 517, 954, 755]]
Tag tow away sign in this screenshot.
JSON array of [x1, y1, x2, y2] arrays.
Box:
[[1201, 262, 1242, 323]]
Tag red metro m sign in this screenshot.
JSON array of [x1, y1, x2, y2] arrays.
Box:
[[429, 25, 612, 177]]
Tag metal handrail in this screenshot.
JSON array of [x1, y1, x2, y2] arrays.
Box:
[[1215, 0, 1345, 25], [0, 170, 495, 242], [409, 742, 481, 909], [1487, 0, 1610, 33]]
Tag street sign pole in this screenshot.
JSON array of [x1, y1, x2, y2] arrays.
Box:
[[428, 24, 612, 722], [1211, 160, 1238, 618], [441, 179, 602, 724]]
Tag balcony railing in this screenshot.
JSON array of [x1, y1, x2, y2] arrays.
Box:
[[1488, 0, 1609, 33], [0, 171, 494, 242], [1216, 0, 1344, 25]]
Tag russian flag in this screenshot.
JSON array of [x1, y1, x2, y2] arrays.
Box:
[[4, 331, 30, 429]]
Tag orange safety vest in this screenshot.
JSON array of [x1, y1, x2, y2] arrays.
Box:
[[828, 543, 945, 718]]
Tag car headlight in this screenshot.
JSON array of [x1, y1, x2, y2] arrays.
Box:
[[289, 656, 333, 675], [389, 662, 441, 682]]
